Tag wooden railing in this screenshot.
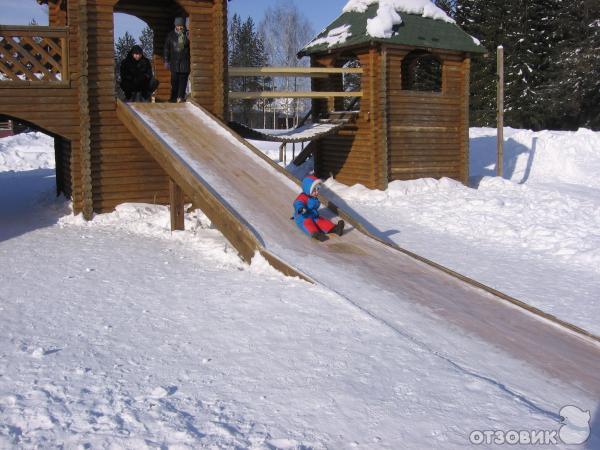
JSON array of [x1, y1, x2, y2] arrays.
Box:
[[228, 66, 363, 99], [0, 26, 69, 87]]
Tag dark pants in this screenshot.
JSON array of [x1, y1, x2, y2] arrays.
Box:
[[122, 77, 159, 102], [170, 71, 189, 102]]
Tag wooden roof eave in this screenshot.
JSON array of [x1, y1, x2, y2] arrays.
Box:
[[298, 41, 379, 59], [299, 40, 474, 60]]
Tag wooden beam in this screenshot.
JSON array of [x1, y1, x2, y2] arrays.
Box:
[[228, 67, 363, 77], [0, 25, 69, 38], [169, 178, 185, 231], [229, 91, 362, 99], [78, 0, 93, 220]]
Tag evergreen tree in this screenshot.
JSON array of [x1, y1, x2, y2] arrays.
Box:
[[114, 32, 137, 95], [228, 15, 269, 124], [139, 26, 154, 62], [502, 0, 563, 130], [455, 0, 503, 126], [228, 14, 242, 68], [456, 0, 599, 130], [545, 1, 600, 129]]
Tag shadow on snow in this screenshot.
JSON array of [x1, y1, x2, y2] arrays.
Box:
[[0, 168, 70, 243]]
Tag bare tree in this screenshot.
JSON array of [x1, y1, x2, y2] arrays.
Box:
[[259, 0, 314, 128]]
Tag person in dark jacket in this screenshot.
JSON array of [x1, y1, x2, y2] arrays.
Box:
[[293, 175, 345, 241], [119, 45, 159, 102], [164, 17, 190, 103]]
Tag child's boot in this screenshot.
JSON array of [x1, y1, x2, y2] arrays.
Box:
[[330, 220, 345, 236], [311, 231, 328, 242]]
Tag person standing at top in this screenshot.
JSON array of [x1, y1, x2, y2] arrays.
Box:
[[164, 17, 191, 103], [119, 45, 159, 102]]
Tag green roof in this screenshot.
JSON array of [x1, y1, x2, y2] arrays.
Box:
[[299, 5, 486, 57]]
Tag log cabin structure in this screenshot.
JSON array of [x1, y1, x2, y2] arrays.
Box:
[[0, 0, 227, 219], [1, 0, 485, 225], [299, 4, 486, 190]]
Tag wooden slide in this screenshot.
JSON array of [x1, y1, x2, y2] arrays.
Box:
[[117, 100, 600, 397]]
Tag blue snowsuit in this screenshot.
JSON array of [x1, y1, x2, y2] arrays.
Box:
[[293, 176, 335, 236]]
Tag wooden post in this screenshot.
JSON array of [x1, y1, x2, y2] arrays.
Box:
[[279, 142, 285, 163], [497, 45, 504, 177], [169, 178, 185, 231], [61, 32, 69, 82]]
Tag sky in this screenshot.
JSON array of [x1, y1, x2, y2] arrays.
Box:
[[3, 0, 349, 42]]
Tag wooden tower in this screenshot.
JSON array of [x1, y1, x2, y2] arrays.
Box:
[[299, 4, 486, 190], [0, 0, 227, 218]]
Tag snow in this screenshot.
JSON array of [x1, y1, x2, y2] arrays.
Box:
[[308, 0, 457, 47], [1, 130, 600, 447], [343, 0, 455, 39], [247, 123, 344, 142], [0, 132, 55, 171], [306, 24, 352, 49], [366, 2, 402, 38]]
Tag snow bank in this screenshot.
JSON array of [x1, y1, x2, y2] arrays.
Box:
[[343, 0, 455, 39], [0, 132, 54, 172], [326, 174, 600, 272], [59, 203, 244, 270], [471, 127, 600, 189]]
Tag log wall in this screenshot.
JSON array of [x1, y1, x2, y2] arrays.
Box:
[[310, 45, 470, 189], [55, 136, 72, 197], [312, 49, 387, 190], [85, 0, 226, 213], [1, 0, 227, 215], [386, 47, 470, 183]]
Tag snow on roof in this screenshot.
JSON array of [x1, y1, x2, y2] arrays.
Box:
[[306, 25, 352, 49], [300, 0, 485, 56], [343, 0, 455, 40]]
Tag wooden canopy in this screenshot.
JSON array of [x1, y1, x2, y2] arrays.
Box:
[[298, 2, 481, 189]]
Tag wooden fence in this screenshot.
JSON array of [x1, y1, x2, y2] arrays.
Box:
[[0, 26, 69, 87]]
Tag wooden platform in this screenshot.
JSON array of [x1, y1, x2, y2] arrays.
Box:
[[117, 100, 600, 398]]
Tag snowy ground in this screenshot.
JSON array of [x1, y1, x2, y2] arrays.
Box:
[[255, 128, 600, 337], [1, 131, 599, 448]]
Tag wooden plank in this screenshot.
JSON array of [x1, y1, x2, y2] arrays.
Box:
[[0, 25, 69, 38], [169, 178, 185, 231], [229, 91, 362, 99], [116, 100, 260, 263], [228, 67, 363, 77], [390, 125, 459, 132]]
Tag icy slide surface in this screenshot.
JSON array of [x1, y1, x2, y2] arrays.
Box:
[[125, 102, 600, 397]]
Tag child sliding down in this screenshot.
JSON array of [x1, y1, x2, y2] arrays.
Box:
[[293, 175, 345, 241]]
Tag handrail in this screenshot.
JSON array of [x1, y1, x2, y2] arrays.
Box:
[[229, 66, 363, 77], [0, 25, 69, 87], [0, 25, 69, 38]]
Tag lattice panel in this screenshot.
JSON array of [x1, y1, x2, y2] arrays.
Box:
[[0, 28, 68, 84]]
